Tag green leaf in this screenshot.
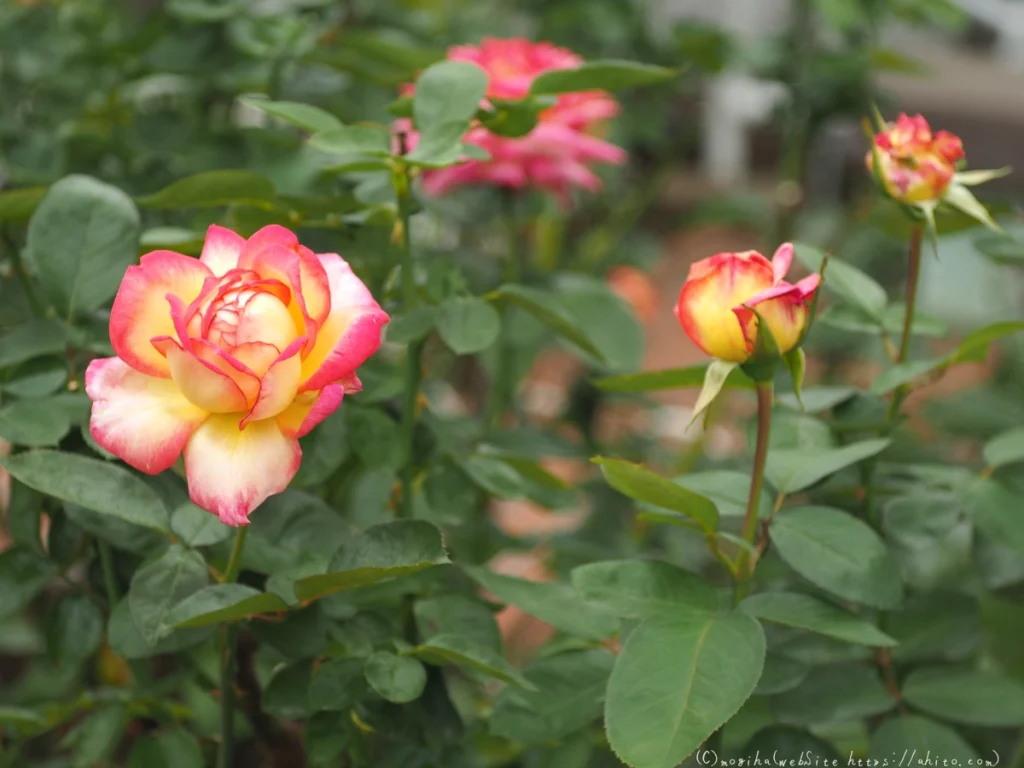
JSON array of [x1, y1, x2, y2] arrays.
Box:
[[739, 592, 897, 646], [308, 659, 365, 711], [0, 399, 72, 447], [902, 667, 1024, 726], [61, 705, 127, 768], [783, 348, 806, 408], [28, 175, 141, 318], [138, 170, 276, 209], [794, 243, 887, 320], [594, 363, 755, 394], [1, 358, 68, 399], [107, 599, 211, 659], [490, 284, 604, 360], [126, 731, 204, 768], [308, 125, 391, 158], [983, 426, 1024, 468], [869, 358, 942, 395], [674, 470, 771, 518], [464, 567, 618, 641], [386, 306, 438, 344], [870, 716, 979, 762], [605, 612, 765, 768], [951, 320, 1024, 363], [961, 478, 1024, 554], [435, 296, 502, 355], [0, 320, 70, 369], [459, 455, 525, 499], [765, 438, 891, 493], [414, 594, 503, 650], [167, 584, 288, 629], [414, 60, 489, 131], [943, 183, 999, 230], [593, 457, 719, 532], [556, 276, 645, 372], [293, 520, 449, 602], [0, 186, 47, 221], [128, 544, 209, 643], [692, 360, 740, 422], [364, 651, 427, 703], [0, 451, 170, 533], [490, 650, 615, 743], [571, 560, 719, 618], [345, 407, 402, 470], [268, 659, 317, 718], [47, 594, 103, 666], [771, 664, 896, 725], [405, 120, 470, 167], [755, 656, 809, 695], [238, 96, 344, 133], [411, 634, 534, 689], [0, 548, 58, 619], [745, 726, 840, 760], [530, 60, 678, 94], [170, 503, 233, 547], [769, 506, 903, 609]]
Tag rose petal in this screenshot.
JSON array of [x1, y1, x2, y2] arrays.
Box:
[[110, 251, 212, 377], [240, 337, 305, 427], [200, 225, 245, 277], [183, 414, 301, 526], [86, 357, 207, 474], [166, 343, 250, 413], [771, 242, 794, 285], [299, 254, 389, 392], [276, 383, 345, 439]]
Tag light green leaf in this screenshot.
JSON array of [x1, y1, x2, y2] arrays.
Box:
[[414, 60, 489, 131], [870, 358, 943, 395], [777, 386, 857, 413], [530, 60, 678, 94], [167, 584, 288, 628], [769, 506, 903, 608], [238, 96, 344, 133], [674, 470, 771, 519], [293, 520, 449, 602], [138, 170, 276, 209], [955, 167, 1011, 186], [765, 438, 891, 493], [962, 477, 1024, 554], [571, 560, 719, 618], [943, 183, 999, 230], [794, 243, 887, 320], [951, 320, 1024, 363], [0, 451, 170, 533], [692, 360, 739, 424], [308, 125, 391, 158], [755, 656, 810, 695], [405, 120, 469, 167], [435, 296, 501, 355], [28, 175, 141, 317], [490, 650, 614, 743], [605, 612, 765, 768], [364, 651, 427, 703], [739, 591, 897, 646], [902, 667, 1024, 726], [593, 457, 719, 532], [490, 284, 604, 360], [465, 567, 618, 641], [783, 348, 806, 409], [594, 363, 755, 393], [983, 427, 1024, 469], [870, 716, 979, 763], [459, 455, 525, 499], [386, 307, 438, 344]]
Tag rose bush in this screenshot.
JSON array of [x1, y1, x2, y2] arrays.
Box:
[[87, 224, 388, 525]]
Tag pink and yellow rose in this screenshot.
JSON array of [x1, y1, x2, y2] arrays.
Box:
[[867, 113, 964, 204], [674, 244, 819, 363], [401, 37, 626, 202], [86, 224, 389, 526]]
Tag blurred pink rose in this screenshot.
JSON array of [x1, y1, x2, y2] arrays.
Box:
[[401, 37, 626, 203]]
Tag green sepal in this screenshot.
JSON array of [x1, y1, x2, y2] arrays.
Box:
[[942, 183, 1002, 232], [689, 359, 739, 428], [783, 347, 806, 411], [738, 305, 782, 383]]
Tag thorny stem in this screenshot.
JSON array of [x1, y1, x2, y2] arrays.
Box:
[[217, 526, 249, 768], [733, 382, 774, 604], [396, 134, 422, 519]]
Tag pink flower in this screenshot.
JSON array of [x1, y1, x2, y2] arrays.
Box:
[[867, 113, 965, 203], [86, 225, 389, 526], [402, 37, 626, 202]]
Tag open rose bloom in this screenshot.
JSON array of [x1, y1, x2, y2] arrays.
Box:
[[406, 37, 626, 202], [86, 225, 389, 525], [674, 244, 820, 363]]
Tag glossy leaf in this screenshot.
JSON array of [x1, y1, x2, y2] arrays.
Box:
[[593, 457, 719, 531], [571, 559, 719, 618], [739, 592, 897, 646]]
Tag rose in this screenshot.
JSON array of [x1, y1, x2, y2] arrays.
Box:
[[86, 224, 389, 525], [674, 243, 820, 363], [401, 37, 626, 203], [867, 113, 964, 204]]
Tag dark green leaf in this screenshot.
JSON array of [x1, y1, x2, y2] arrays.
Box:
[[435, 296, 501, 355], [293, 520, 449, 602], [870, 716, 978, 762], [769, 506, 903, 608], [126, 731, 204, 768], [364, 651, 427, 703], [739, 592, 897, 646], [605, 612, 765, 768], [107, 599, 211, 659], [962, 478, 1024, 554], [530, 60, 678, 94], [0, 399, 72, 446], [0, 451, 170, 533], [465, 567, 618, 641], [902, 667, 1024, 726], [60, 705, 126, 768], [414, 594, 502, 650], [794, 243, 887, 320], [744, 726, 840, 760], [0, 548, 58, 619], [459, 455, 525, 499], [755, 655, 809, 695], [128, 544, 209, 643], [411, 634, 533, 689], [386, 306, 438, 344], [0, 187, 47, 221], [594, 363, 755, 393], [571, 560, 719, 618], [772, 665, 895, 725], [0, 320, 69, 369], [170, 503, 233, 547], [138, 170, 276, 209], [765, 438, 891, 493], [167, 584, 288, 628], [491, 650, 614, 742], [491, 284, 604, 360], [346, 407, 402, 470], [28, 175, 141, 317], [267, 659, 316, 718], [983, 426, 1024, 469], [47, 594, 103, 666]]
